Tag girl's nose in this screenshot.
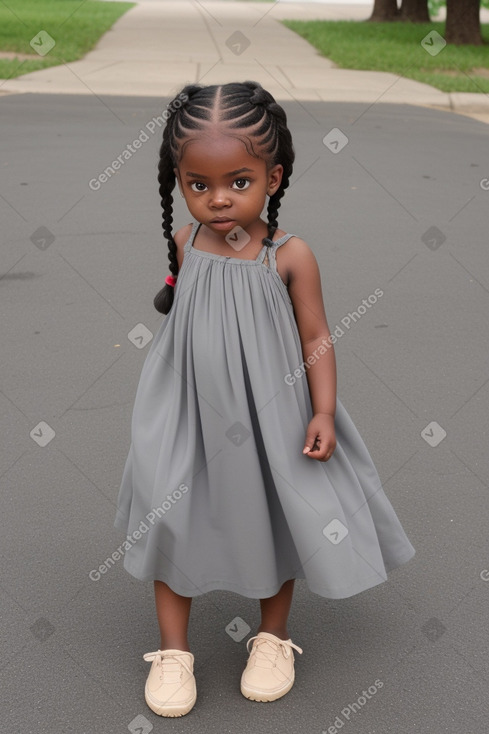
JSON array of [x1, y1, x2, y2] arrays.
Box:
[[209, 188, 231, 207]]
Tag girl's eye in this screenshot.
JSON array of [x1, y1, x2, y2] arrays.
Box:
[[232, 178, 250, 190], [189, 179, 250, 192], [190, 182, 207, 192]]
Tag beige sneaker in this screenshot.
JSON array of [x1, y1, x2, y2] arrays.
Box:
[[143, 649, 196, 717], [240, 632, 303, 702]]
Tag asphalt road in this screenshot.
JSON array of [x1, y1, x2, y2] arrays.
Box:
[[1, 92, 489, 734]]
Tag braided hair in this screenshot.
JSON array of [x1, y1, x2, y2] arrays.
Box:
[[154, 81, 295, 314]]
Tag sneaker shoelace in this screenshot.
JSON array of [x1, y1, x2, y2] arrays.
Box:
[[245, 636, 303, 668], [143, 650, 193, 683]]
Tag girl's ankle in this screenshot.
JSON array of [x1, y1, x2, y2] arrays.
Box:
[[257, 626, 289, 640], [160, 640, 191, 652]]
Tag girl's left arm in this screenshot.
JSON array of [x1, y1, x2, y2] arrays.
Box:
[[286, 238, 337, 462]]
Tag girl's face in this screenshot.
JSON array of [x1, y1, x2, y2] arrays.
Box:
[[174, 132, 283, 239]]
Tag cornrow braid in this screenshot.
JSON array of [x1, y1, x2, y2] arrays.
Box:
[[153, 84, 203, 314], [154, 81, 295, 314]]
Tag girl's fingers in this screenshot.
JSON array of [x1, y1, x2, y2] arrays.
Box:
[[302, 436, 320, 454], [303, 427, 336, 459], [304, 437, 336, 461]]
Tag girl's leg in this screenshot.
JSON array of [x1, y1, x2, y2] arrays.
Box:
[[258, 579, 295, 640], [154, 580, 192, 651]]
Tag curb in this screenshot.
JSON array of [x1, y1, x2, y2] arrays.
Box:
[[449, 92, 489, 112], [0, 86, 489, 114]]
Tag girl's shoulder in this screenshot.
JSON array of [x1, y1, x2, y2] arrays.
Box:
[[174, 223, 193, 243], [274, 229, 313, 260], [276, 232, 318, 289], [174, 223, 194, 270]]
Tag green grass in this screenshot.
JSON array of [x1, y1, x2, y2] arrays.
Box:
[[0, 0, 135, 79], [282, 19, 489, 93]]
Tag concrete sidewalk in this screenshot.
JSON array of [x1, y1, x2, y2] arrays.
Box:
[[1, 0, 489, 120]]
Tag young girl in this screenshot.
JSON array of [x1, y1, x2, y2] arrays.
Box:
[[114, 81, 415, 718]]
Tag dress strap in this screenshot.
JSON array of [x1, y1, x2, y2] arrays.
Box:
[[183, 221, 201, 251], [184, 221, 295, 272], [256, 233, 296, 272]]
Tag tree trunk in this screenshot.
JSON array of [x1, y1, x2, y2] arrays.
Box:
[[399, 0, 430, 22], [368, 0, 400, 21], [445, 0, 483, 45]]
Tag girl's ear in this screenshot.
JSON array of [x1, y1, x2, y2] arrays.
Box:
[[267, 164, 283, 196]]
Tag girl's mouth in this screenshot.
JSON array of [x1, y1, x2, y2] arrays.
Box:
[[210, 218, 235, 229]]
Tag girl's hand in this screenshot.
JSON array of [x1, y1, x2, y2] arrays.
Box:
[[302, 413, 336, 462]]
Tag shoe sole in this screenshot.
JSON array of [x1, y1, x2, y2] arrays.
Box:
[[145, 689, 197, 717], [240, 673, 294, 702]]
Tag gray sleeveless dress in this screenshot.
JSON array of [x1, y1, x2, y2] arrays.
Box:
[[114, 221, 415, 599]]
